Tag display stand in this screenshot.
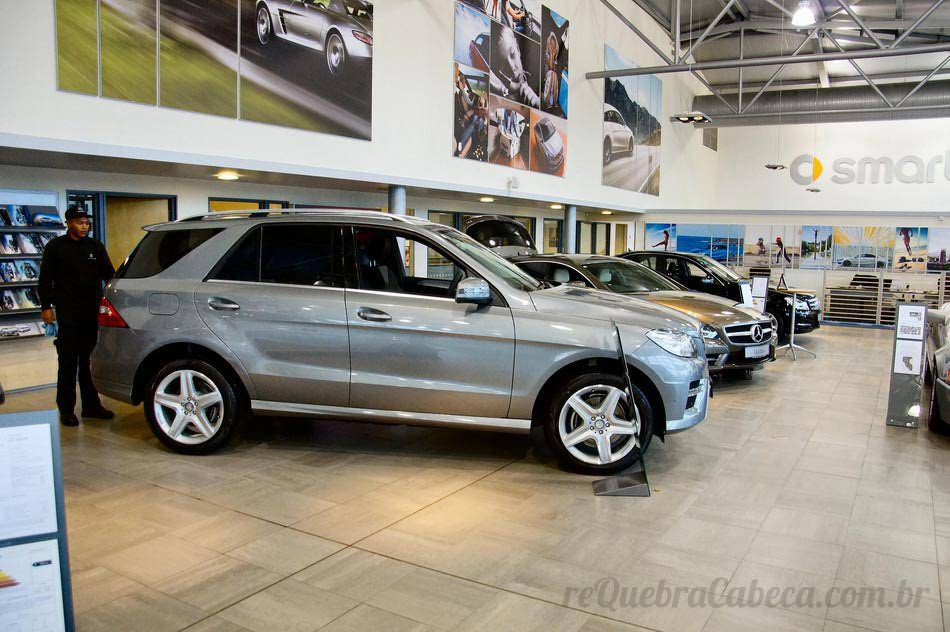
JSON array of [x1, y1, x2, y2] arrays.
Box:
[[774, 265, 817, 361], [886, 302, 927, 428], [593, 323, 652, 497], [0, 410, 75, 631]]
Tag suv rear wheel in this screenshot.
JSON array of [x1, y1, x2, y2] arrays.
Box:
[[544, 372, 653, 474], [145, 359, 241, 454]]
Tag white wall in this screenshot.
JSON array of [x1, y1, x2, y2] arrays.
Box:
[[698, 119, 950, 213], [0, 0, 718, 214]]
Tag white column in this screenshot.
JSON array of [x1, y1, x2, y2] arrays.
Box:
[[388, 184, 407, 215], [564, 205, 577, 253]]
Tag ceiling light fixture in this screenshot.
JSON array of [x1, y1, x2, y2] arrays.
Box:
[[791, 1, 817, 27], [215, 170, 240, 181], [765, 163, 787, 171], [479, 196, 495, 203], [550, 204, 564, 210], [806, 186, 821, 193], [672, 111, 710, 124], [601, 210, 613, 215]]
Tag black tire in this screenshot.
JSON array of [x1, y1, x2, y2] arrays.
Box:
[[603, 138, 612, 165], [256, 5, 273, 46], [876, 261, 885, 268], [144, 359, 242, 455], [543, 372, 653, 475], [842, 260, 852, 267]]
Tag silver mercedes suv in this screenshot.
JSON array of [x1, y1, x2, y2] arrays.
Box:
[[92, 210, 709, 474]]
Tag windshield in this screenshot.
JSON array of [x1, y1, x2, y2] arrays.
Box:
[[435, 227, 543, 292], [539, 121, 555, 141], [697, 255, 744, 283], [583, 259, 682, 293], [342, 0, 372, 18]]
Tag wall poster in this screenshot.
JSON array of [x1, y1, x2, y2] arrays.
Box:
[[602, 45, 662, 196], [454, 1, 569, 176], [56, 0, 373, 139]]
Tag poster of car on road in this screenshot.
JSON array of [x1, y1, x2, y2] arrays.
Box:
[[453, 1, 569, 177], [602, 45, 662, 196], [55, 0, 373, 140]]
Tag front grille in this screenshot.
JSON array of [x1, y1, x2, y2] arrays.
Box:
[[723, 321, 773, 345]]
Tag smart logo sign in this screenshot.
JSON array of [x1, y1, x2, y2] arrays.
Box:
[[790, 152, 950, 186]]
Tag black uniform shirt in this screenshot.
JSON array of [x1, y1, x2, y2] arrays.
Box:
[[38, 236, 115, 318]]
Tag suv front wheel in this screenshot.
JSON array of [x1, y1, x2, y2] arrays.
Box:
[[544, 372, 653, 474], [145, 359, 241, 454]]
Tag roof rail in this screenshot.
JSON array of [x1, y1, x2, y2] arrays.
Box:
[[176, 209, 404, 223]]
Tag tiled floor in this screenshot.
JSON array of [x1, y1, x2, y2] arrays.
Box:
[[7, 325, 950, 631]]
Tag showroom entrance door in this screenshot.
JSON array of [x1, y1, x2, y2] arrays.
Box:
[[67, 191, 176, 265]]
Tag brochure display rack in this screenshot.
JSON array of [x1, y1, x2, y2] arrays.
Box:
[[0, 205, 64, 342]]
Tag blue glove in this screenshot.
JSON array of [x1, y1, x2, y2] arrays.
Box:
[[43, 321, 58, 337]]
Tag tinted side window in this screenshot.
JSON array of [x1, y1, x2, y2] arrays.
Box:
[[213, 227, 261, 282], [260, 225, 344, 287], [354, 228, 465, 298], [118, 228, 222, 279]]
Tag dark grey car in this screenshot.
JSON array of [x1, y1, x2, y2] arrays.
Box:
[[92, 211, 709, 474]]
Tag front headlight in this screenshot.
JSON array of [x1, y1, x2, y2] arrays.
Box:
[[701, 324, 720, 340], [784, 296, 809, 310], [647, 328, 700, 358]]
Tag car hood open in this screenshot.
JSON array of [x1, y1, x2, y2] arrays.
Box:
[[530, 285, 701, 335]]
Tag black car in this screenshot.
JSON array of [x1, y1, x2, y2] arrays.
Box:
[[621, 251, 821, 343]]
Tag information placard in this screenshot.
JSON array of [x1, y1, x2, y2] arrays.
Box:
[[0, 411, 74, 632], [886, 303, 927, 429]]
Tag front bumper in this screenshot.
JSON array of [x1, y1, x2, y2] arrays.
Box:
[[795, 309, 821, 334], [704, 338, 772, 372], [667, 376, 710, 433], [630, 338, 709, 435]]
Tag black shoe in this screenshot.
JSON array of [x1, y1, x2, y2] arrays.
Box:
[[81, 406, 115, 420], [60, 412, 80, 427]]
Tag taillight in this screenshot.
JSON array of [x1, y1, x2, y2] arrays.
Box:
[[98, 297, 128, 328], [353, 30, 372, 45]]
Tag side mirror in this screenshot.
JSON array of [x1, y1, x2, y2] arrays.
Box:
[[456, 277, 493, 305]]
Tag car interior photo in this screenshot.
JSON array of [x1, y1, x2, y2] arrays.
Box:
[[5, 1, 950, 631]]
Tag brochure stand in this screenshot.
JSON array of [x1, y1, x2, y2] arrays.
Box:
[[886, 303, 927, 428], [593, 322, 651, 497], [0, 410, 74, 631]]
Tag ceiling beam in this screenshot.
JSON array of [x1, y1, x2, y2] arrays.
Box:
[[823, 30, 894, 106], [627, 0, 671, 34], [834, 0, 886, 48], [586, 41, 950, 77], [677, 17, 950, 42], [891, 0, 947, 48], [710, 67, 950, 91]]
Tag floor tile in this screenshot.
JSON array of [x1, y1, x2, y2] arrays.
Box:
[[218, 578, 358, 632], [366, 567, 497, 630], [228, 528, 344, 576], [76, 587, 207, 632], [155, 555, 282, 612], [99, 535, 220, 586]]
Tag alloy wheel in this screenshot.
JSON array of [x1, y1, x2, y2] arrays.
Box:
[[558, 384, 639, 466], [153, 370, 225, 445], [257, 7, 271, 45], [327, 34, 346, 75]]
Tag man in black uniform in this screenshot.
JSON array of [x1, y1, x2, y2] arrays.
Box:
[[39, 207, 116, 426]]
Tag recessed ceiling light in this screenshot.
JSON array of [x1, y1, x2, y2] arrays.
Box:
[[601, 210, 613, 215], [550, 204, 564, 210], [479, 197, 495, 203], [216, 170, 240, 181]]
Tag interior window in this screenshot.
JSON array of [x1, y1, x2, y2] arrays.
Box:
[[544, 263, 589, 287], [260, 225, 344, 287], [685, 261, 709, 281], [355, 228, 465, 298], [213, 227, 261, 282], [639, 255, 658, 270]]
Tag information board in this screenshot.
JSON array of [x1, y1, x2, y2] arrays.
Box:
[[0, 411, 74, 631], [886, 303, 927, 428]]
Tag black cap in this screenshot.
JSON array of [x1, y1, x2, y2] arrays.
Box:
[[65, 206, 90, 220]]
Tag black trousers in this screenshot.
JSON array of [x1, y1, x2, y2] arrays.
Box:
[[55, 314, 102, 414]]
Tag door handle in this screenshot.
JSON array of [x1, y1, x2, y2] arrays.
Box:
[[357, 307, 391, 323], [208, 297, 240, 312]]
